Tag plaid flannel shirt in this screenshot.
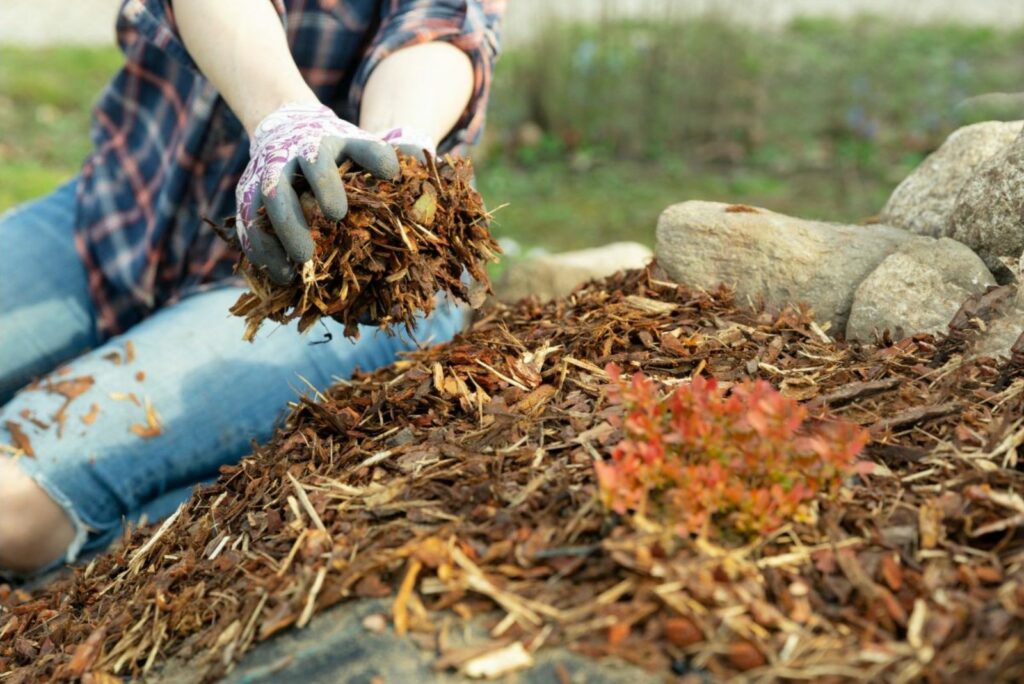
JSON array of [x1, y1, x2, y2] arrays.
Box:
[[75, 0, 504, 336]]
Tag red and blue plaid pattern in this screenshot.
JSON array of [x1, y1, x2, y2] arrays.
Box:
[[74, 0, 504, 336]]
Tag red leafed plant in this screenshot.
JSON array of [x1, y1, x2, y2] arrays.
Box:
[[595, 364, 869, 538]]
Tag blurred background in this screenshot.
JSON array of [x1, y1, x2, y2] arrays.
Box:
[[2, 0, 1024, 253]]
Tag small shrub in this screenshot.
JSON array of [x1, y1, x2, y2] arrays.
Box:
[[595, 365, 869, 538]]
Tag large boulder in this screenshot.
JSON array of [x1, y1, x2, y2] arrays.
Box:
[[880, 121, 1022, 237], [953, 93, 1024, 125], [846, 238, 996, 341], [947, 124, 1024, 279], [655, 201, 917, 333], [495, 242, 652, 303]]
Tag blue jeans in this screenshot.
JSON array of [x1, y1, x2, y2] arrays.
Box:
[[0, 179, 464, 565]]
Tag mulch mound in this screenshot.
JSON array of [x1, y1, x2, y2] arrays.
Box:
[[230, 154, 498, 340], [2, 266, 1023, 682]]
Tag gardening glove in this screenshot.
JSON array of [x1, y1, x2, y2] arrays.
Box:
[[379, 126, 437, 163], [236, 103, 400, 285]]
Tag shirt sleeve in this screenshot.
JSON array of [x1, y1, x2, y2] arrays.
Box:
[[348, 0, 506, 153], [118, 0, 286, 71]]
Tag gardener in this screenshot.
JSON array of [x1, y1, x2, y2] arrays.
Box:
[[0, 0, 503, 575]]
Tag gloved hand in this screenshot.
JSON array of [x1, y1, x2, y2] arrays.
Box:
[[236, 103, 400, 285]]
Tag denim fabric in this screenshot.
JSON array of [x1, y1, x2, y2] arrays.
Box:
[[0, 179, 465, 565], [0, 179, 101, 404]]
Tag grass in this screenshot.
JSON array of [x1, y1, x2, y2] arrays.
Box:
[[2, 18, 1023, 250], [475, 16, 1024, 248], [0, 45, 123, 209], [476, 158, 909, 251]]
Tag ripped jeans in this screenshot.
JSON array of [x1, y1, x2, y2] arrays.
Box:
[[0, 179, 464, 569]]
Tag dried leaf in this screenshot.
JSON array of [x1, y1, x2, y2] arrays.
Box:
[[409, 183, 437, 227]]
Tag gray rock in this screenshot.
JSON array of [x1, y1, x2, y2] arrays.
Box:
[[179, 599, 659, 684], [654, 201, 916, 333], [880, 121, 1023, 237], [495, 242, 652, 303], [961, 278, 1024, 360], [846, 238, 996, 341], [973, 307, 1024, 359], [948, 124, 1024, 279]]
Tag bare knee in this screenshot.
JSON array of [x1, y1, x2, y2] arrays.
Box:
[[0, 462, 76, 574]]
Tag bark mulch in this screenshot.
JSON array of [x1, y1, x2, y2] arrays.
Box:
[[229, 154, 499, 341], [2, 266, 1023, 682]]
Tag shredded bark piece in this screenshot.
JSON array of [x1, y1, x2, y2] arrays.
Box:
[[18, 409, 49, 431], [4, 420, 34, 457], [128, 398, 162, 439], [47, 376, 94, 401], [80, 403, 100, 426]]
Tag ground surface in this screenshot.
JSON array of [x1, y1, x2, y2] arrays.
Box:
[[2, 266, 1021, 682]]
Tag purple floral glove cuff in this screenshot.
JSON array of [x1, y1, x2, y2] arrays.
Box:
[[234, 103, 398, 285]]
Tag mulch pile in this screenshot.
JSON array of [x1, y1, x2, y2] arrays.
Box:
[[2, 266, 1023, 682], [230, 154, 498, 340]]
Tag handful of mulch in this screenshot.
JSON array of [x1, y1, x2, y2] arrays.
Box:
[[230, 154, 500, 340]]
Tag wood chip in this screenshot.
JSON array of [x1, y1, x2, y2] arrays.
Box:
[[81, 403, 101, 426], [462, 642, 534, 679], [129, 398, 162, 439], [5, 420, 34, 457]]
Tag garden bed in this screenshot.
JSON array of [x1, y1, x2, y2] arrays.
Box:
[[1, 265, 1022, 682]]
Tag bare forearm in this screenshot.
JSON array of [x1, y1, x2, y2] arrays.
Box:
[[359, 42, 474, 146], [172, 0, 317, 135]]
